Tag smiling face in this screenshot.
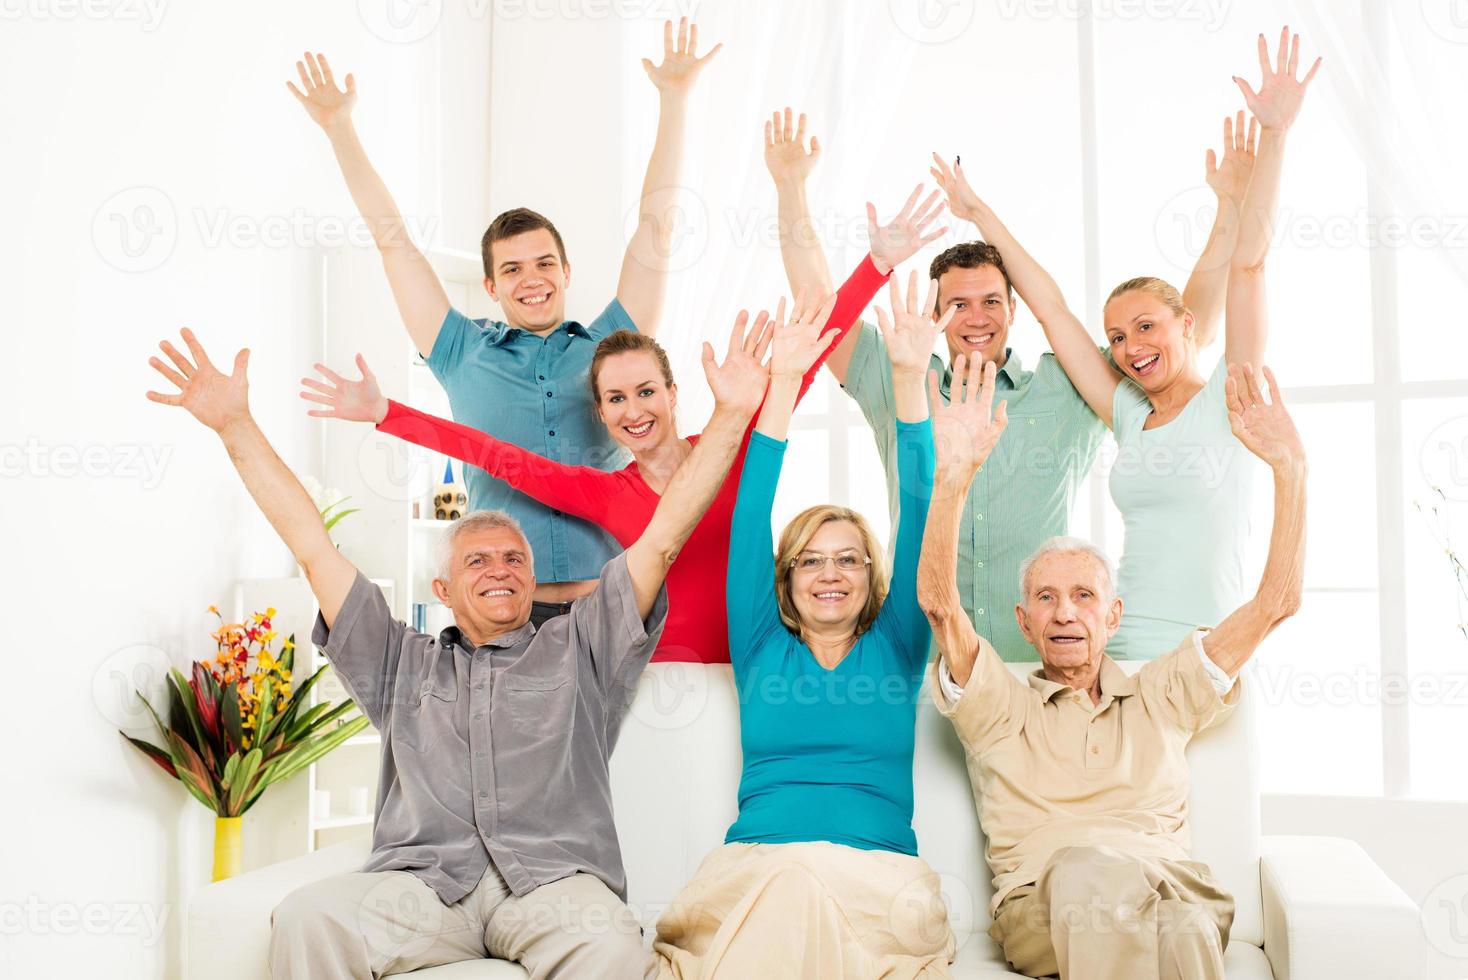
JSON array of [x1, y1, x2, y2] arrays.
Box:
[[1015, 549, 1122, 676], [484, 227, 570, 333], [936, 264, 1016, 369], [431, 524, 536, 642], [1104, 288, 1196, 393], [786, 519, 873, 635], [593, 349, 679, 454]]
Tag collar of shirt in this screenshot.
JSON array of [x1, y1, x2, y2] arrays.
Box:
[[487, 319, 593, 347], [438, 621, 537, 653], [938, 347, 1026, 398], [1026, 655, 1138, 708]]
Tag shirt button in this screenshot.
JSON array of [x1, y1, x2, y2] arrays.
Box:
[[479, 790, 488, 798], [1091, 745, 1100, 754], [977, 561, 984, 568], [538, 375, 546, 380], [1029, 418, 1036, 425], [474, 714, 484, 721], [549, 430, 556, 437], [976, 513, 984, 521], [546, 391, 554, 398], [977, 608, 985, 616]]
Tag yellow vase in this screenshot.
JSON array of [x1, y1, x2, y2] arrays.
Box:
[[212, 815, 242, 881]]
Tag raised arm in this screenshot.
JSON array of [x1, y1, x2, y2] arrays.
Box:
[[288, 53, 449, 358], [916, 355, 1009, 685], [619, 17, 721, 335], [753, 290, 840, 442], [299, 356, 616, 525], [1202, 364, 1306, 676], [146, 329, 356, 626], [625, 311, 769, 617], [930, 153, 1119, 427], [1185, 111, 1257, 349], [1226, 27, 1321, 369], [874, 270, 950, 425]]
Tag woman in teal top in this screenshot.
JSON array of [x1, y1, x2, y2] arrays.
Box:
[[927, 28, 1319, 660], [652, 276, 955, 978]]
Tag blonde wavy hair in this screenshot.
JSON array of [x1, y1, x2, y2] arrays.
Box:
[[773, 505, 889, 640]]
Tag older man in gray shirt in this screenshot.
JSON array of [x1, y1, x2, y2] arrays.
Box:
[[146, 321, 773, 978]]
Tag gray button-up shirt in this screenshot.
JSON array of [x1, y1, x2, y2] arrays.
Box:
[[312, 554, 668, 904]]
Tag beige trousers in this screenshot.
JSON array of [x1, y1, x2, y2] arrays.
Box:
[[990, 845, 1234, 980], [652, 842, 955, 979], [269, 862, 651, 979]]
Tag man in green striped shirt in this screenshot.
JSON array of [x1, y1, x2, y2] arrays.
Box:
[[764, 114, 1103, 661]]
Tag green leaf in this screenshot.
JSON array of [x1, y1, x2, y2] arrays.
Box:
[[250, 714, 370, 799], [322, 507, 361, 533], [168, 669, 216, 779], [122, 733, 178, 779], [221, 751, 241, 790], [220, 684, 244, 756], [226, 748, 263, 816]]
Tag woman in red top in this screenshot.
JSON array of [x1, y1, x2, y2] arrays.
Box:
[[302, 192, 945, 663]]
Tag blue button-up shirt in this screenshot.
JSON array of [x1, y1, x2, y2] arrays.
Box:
[[427, 300, 634, 583]]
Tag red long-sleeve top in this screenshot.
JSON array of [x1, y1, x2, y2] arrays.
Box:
[[379, 256, 889, 663]]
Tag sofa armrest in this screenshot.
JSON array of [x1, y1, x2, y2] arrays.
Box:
[[186, 840, 370, 980], [1260, 835, 1423, 980]]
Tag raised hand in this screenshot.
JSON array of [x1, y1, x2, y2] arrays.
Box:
[[300, 355, 388, 424], [146, 328, 251, 433], [930, 354, 1009, 478], [764, 107, 821, 186], [1232, 26, 1321, 133], [929, 153, 984, 225], [702, 310, 774, 418], [875, 270, 952, 376], [1206, 110, 1257, 209], [867, 185, 947, 276], [642, 17, 721, 97], [1226, 363, 1304, 470], [768, 288, 840, 380], [287, 52, 357, 132]]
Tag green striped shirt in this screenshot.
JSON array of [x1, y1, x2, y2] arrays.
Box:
[[843, 324, 1106, 662]]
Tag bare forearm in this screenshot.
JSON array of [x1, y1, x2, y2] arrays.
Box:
[[1184, 203, 1239, 349], [216, 416, 354, 619], [892, 369, 929, 424], [968, 198, 1072, 326], [618, 92, 690, 333], [1232, 128, 1286, 273], [917, 465, 980, 685], [774, 178, 834, 293], [323, 119, 419, 252], [627, 405, 750, 615], [1207, 459, 1306, 675], [754, 375, 801, 442]]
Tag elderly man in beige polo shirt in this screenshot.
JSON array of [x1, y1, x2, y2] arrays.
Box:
[[916, 357, 1306, 980]]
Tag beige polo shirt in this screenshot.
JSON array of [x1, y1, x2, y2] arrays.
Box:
[[932, 631, 1241, 915]]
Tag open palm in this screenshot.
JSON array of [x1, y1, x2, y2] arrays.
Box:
[[703, 310, 773, 417], [868, 185, 947, 275], [1226, 363, 1304, 468], [768, 288, 839, 380], [300, 355, 387, 424], [764, 107, 821, 185], [642, 17, 721, 96], [875, 270, 951, 376], [1206, 110, 1257, 208], [931, 354, 1009, 476], [287, 52, 356, 131], [1233, 27, 1321, 132], [929, 153, 984, 225], [146, 328, 250, 433]]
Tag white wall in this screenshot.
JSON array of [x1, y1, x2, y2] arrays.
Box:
[[0, 3, 489, 976]]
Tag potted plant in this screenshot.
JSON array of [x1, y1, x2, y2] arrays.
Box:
[[121, 606, 369, 880]]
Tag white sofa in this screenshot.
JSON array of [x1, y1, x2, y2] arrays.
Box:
[[188, 662, 1425, 978]]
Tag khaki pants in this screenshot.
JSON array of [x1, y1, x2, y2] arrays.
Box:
[[653, 842, 954, 979], [990, 845, 1234, 980], [269, 862, 651, 979]]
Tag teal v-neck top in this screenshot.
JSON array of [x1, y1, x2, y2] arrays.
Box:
[[724, 421, 934, 855]]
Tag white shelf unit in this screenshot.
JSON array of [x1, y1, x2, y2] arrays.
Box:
[[300, 243, 496, 853]]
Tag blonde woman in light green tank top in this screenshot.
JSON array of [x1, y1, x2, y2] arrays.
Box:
[[929, 27, 1320, 659]]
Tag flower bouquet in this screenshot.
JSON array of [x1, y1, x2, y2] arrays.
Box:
[[121, 606, 370, 880]]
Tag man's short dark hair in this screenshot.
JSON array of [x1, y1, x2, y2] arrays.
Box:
[[481, 208, 568, 279], [928, 241, 1014, 299]]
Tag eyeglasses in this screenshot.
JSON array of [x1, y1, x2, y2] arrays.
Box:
[[789, 551, 872, 574]]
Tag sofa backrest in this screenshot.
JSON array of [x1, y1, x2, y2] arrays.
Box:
[[609, 661, 1262, 958]]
